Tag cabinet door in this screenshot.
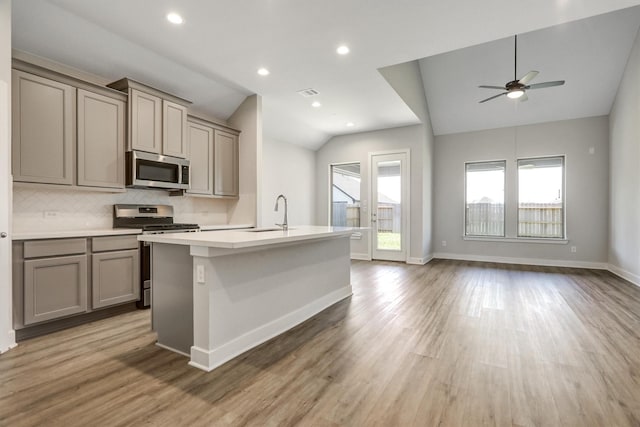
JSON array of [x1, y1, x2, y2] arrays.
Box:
[[214, 129, 239, 197], [24, 254, 88, 325], [130, 88, 162, 154], [92, 249, 140, 309], [12, 70, 75, 185], [77, 89, 125, 188], [162, 100, 188, 158], [186, 121, 214, 195]]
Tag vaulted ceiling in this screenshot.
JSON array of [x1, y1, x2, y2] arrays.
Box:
[[11, 0, 640, 149]]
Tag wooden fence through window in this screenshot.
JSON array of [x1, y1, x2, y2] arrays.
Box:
[[466, 202, 563, 238]]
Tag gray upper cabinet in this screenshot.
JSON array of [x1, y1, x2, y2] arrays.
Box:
[[186, 120, 214, 195], [12, 70, 75, 185], [108, 78, 191, 159], [214, 129, 239, 197], [163, 100, 188, 158], [77, 89, 126, 188], [130, 88, 162, 154]]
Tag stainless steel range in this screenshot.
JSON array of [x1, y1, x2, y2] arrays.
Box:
[[113, 204, 199, 308]]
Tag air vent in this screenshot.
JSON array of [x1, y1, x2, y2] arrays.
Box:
[[297, 88, 319, 97]]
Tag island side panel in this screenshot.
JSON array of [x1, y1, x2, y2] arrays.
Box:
[[190, 235, 352, 372], [151, 243, 193, 356]]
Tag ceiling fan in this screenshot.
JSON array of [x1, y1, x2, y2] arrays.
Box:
[[478, 35, 565, 103]]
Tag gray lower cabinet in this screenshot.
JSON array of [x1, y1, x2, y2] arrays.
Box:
[[14, 234, 140, 330], [24, 254, 88, 326], [92, 249, 139, 309]]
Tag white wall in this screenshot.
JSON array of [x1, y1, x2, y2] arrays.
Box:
[[434, 116, 609, 267], [315, 124, 431, 262], [261, 138, 315, 227], [609, 27, 640, 285], [0, 0, 14, 353], [228, 95, 262, 226]]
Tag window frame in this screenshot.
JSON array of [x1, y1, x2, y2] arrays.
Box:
[[463, 159, 507, 238], [328, 161, 362, 229], [516, 155, 566, 240]]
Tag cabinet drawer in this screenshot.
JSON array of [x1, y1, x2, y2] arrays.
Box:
[[92, 235, 139, 252], [24, 238, 87, 259]]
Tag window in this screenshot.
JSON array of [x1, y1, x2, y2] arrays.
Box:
[[518, 156, 564, 238], [330, 163, 361, 227], [465, 161, 505, 237]]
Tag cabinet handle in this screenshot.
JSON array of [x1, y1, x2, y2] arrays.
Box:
[[0, 232, 7, 238]]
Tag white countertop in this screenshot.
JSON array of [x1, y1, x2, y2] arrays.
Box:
[[12, 228, 143, 240], [13, 224, 254, 240], [199, 224, 252, 231], [138, 225, 356, 249]]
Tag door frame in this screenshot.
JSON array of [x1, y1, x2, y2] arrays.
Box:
[[368, 149, 410, 262], [1, 78, 16, 353]]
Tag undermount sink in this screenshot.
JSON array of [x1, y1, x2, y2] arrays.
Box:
[[244, 227, 293, 232]]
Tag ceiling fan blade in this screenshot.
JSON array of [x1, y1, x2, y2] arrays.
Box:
[[479, 92, 507, 103], [478, 85, 506, 90], [526, 80, 565, 90], [519, 92, 529, 102], [518, 70, 539, 85]]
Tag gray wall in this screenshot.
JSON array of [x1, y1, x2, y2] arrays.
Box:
[[434, 116, 609, 266], [609, 27, 640, 284], [315, 124, 431, 262], [261, 138, 315, 227]]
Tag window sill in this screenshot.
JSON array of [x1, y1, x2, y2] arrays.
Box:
[[463, 236, 569, 245]]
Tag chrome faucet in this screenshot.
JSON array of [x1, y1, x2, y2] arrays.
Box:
[[274, 194, 288, 230]]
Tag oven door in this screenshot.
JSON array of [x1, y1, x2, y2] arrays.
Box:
[[127, 151, 189, 190]]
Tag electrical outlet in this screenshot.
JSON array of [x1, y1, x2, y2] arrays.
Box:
[[442, 240, 447, 247], [196, 265, 205, 283], [571, 246, 577, 253]]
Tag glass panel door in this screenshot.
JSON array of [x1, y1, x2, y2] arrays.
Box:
[[371, 153, 407, 261]]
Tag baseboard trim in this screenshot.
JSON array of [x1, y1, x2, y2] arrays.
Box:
[[407, 255, 433, 265], [350, 253, 371, 261], [607, 264, 640, 287], [189, 285, 353, 372], [433, 252, 608, 270], [1, 330, 17, 354]]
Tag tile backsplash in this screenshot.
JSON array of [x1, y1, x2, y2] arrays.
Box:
[[13, 187, 230, 232]]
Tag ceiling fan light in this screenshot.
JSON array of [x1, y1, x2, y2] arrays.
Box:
[[507, 89, 524, 99]]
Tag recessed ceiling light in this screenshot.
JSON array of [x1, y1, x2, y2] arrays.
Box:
[[166, 13, 184, 25], [311, 101, 321, 108], [257, 68, 270, 76], [346, 122, 355, 127], [337, 45, 350, 55]]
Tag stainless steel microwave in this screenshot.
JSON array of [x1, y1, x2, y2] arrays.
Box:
[[126, 151, 190, 190]]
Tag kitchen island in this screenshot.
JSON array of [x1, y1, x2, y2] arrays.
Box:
[[138, 226, 354, 372]]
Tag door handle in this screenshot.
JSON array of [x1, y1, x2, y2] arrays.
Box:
[[0, 232, 7, 238]]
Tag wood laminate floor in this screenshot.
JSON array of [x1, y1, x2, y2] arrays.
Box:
[[2, 259, 640, 426]]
